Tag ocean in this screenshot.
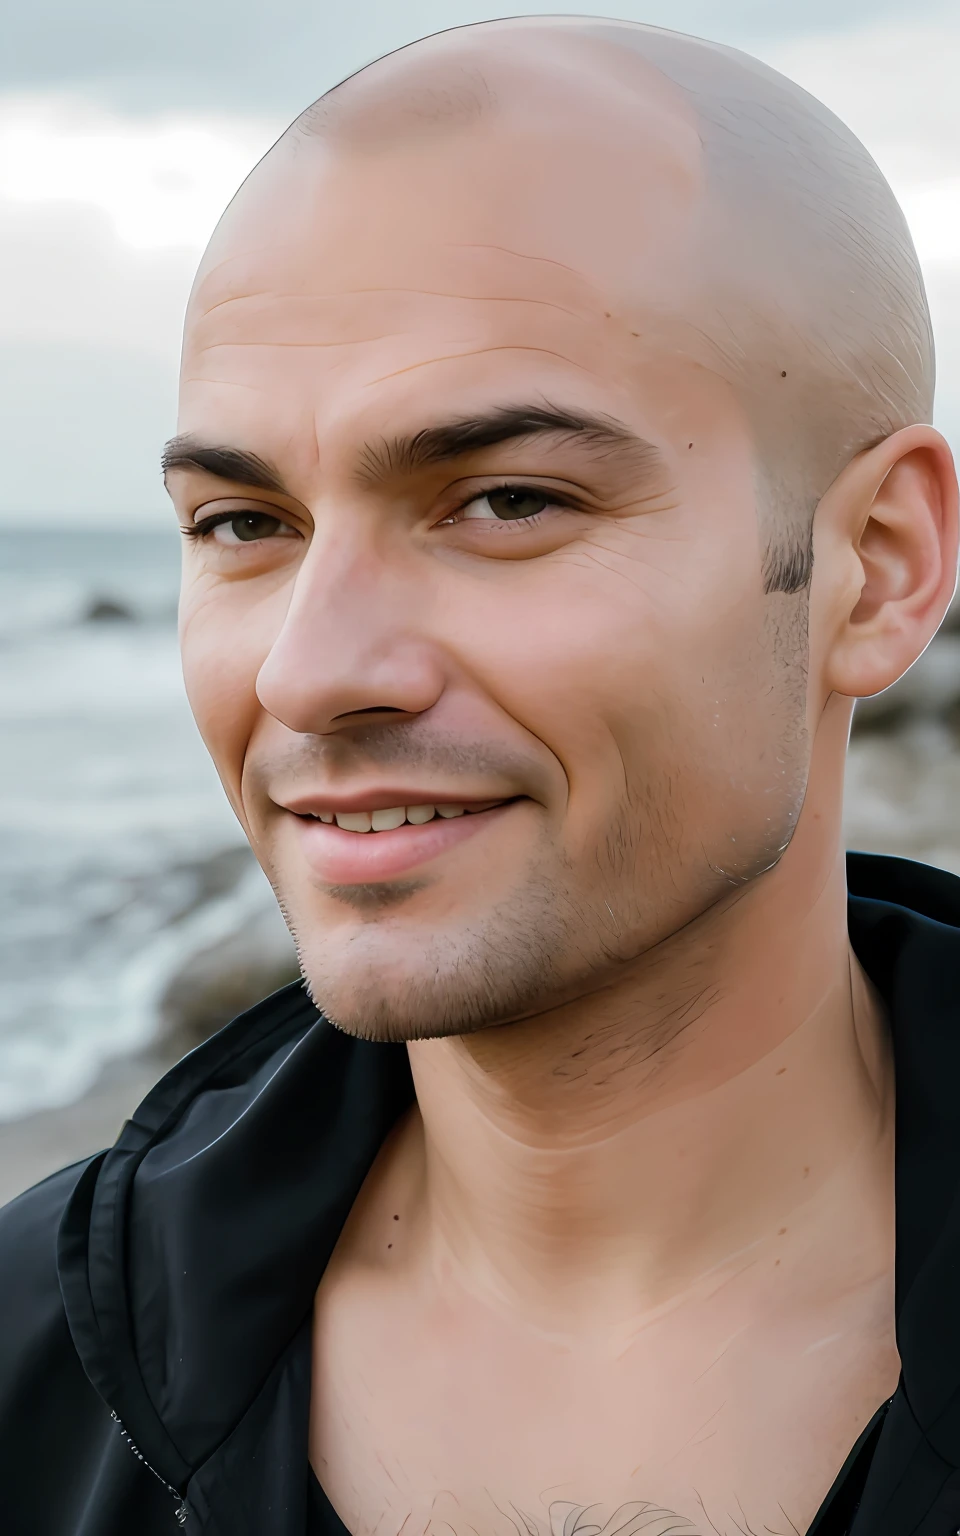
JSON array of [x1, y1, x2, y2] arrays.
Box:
[[0, 524, 282, 1122]]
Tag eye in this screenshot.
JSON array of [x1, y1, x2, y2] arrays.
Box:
[[474, 487, 550, 521], [191, 510, 298, 545], [445, 485, 566, 526]]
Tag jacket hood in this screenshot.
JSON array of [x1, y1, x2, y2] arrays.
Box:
[[55, 852, 960, 1502]]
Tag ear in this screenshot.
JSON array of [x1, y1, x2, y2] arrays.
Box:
[[814, 424, 959, 702]]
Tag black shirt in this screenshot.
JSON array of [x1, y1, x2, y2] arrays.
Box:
[[3, 851, 960, 1536]]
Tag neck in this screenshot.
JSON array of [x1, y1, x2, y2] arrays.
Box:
[[403, 704, 894, 1334]]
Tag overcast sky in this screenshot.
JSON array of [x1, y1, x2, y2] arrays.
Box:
[[2, 0, 959, 521]]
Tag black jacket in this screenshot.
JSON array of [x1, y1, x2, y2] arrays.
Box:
[[3, 852, 960, 1536]]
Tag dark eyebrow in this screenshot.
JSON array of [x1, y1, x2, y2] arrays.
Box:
[[161, 435, 289, 495], [161, 405, 667, 499], [356, 403, 666, 484]]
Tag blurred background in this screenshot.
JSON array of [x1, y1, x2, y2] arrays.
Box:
[[1, 0, 959, 1199]]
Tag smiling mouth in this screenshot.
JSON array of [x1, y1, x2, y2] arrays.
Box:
[[298, 800, 511, 833]]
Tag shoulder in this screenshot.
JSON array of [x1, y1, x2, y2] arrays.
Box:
[[0, 1159, 179, 1531], [0, 1156, 97, 1396], [0, 1158, 107, 1445]]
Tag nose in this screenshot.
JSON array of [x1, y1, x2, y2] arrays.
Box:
[[255, 531, 445, 736]]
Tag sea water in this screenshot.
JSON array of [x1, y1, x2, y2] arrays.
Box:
[[0, 524, 274, 1121]]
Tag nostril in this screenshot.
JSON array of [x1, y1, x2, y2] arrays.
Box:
[[331, 705, 410, 722]]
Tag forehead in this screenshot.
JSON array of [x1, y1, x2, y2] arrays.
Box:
[[179, 81, 708, 473]]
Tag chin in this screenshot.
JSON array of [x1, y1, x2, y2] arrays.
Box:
[[295, 940, 527, 1043], [289, 879, 585, 1043]]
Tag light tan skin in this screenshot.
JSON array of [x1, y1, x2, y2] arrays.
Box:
[[166, 20, 958, 1536]]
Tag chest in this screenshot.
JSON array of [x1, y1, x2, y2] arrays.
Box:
[[308, 1269, 899, 1536]]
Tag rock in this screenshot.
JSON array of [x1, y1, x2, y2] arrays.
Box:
[[844, 724, 960, 877], [157, 893, 302, 1058], [84, 596, 136, 623]]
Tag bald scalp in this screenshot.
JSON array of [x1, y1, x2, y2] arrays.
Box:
[[294, 17, 933, 597]]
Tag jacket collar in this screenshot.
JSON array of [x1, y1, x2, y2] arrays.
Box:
[[847, 853, 960, 1465], [59, 980, 413, 1485], [58, 852, 960, 1496]]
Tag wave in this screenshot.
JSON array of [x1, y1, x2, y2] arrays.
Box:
[[0, 850, 297, 1124]]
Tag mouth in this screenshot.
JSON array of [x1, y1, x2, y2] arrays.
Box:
[[285, 797, 521, 885], [299, 799, 508, 832]]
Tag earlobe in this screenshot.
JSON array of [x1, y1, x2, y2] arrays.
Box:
[[822, 425, 959, 702]]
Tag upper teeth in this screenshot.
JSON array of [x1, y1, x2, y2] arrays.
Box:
[[309, 802, 502, 832]]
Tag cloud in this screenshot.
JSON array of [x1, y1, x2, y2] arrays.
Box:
[[4, 0, 955, 113], [0, 96, 279, 250], [0, 339, 177, 519], [926, 266, 960, 444], [0, 102, 283, 520], [755, 14, 960, 187], [0, 197, 198, 358]]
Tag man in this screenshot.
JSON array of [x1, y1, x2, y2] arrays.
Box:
[[2, 15, 958, 1536]]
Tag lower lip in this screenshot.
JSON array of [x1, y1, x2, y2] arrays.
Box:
[[289, 803, 516, 884]]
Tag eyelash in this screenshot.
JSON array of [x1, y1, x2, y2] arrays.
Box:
[[181, 482, 579, 544]]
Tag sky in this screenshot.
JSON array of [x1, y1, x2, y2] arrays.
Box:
[[1, 0, 959, 522]]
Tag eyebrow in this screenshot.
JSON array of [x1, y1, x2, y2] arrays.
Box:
[[161, 438, 289, 494], [356, 404, 665, 484], [161, 405, 666, 496]]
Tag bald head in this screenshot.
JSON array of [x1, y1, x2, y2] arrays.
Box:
[[173, 16, 956, 1048], [285, 17, 932, 593]]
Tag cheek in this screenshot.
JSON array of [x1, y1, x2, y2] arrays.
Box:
[[448, 556, 777, 840], [457, 552, 753, 736], [178, 578, 280, 788]]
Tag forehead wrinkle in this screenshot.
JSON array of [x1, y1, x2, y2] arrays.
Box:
[[190, 234, 599, 324], [190, 246, 309, 309], [195, 288, 588, 321], [196, 338, 414, 351], [188, 295, 598, 360], [184, 290, 599, 373], [448, 243, 590, 280], [180, 376, 264, 395], [365, 344, 600, 390]]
